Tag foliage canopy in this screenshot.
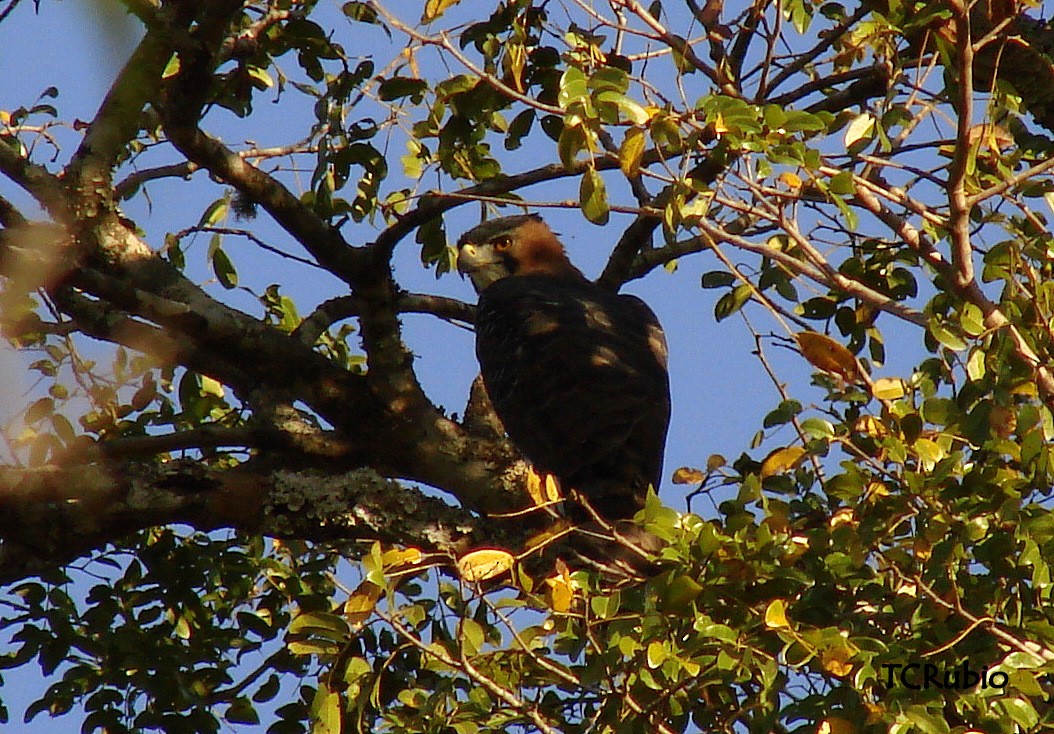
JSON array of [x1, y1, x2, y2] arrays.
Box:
[[3, 0, 1054, 732]]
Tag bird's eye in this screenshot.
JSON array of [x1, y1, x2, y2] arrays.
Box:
[[493, 236, 513, 252]]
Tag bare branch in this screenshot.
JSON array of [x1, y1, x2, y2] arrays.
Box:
[[65, 4, 190, 196], [295, 292, 476, 346], [945, 0, 975, 292]]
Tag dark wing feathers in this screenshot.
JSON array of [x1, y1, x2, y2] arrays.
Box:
[[475, 274, 671, 519]]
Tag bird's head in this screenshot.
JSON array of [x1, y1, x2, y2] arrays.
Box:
[[456, 214, 585, 293]]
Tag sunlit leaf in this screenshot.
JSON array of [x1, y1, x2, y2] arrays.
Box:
[[795, 332, 860, 381], [456, 549, 515, 582], [580, 167, 609, 224], [817, 717, 855, 734], [342, 580, 383, 627], [619, 127, 646, 177], [422, 0, 462, 22], [310, 686, 342, 734], [843, 112, 874, 148], [526, 467, 562, 505], [545, 563, 576, 612], [764, 599, 789, 628], [871, 377, 908, 400], [760, 446, 807, 477]]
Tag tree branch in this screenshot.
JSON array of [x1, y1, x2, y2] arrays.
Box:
[[0, 462, 483, 586]]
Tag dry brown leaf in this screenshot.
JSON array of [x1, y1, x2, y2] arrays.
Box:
[[672, 466, 705, 484]]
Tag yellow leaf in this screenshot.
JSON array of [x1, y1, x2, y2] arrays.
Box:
[[311, 686, 342, 734], [764, 599, 789, 628], [422, 0, 461, 22], [843, 112, 874, 147], [544, 565, 577, 612], [161, 54, 181, 80], [817, 716, 855, 734], [543, 473, 560, 502], [853, 415, 888, 438], [456, 548, 515, 582], [871, 376, 908, 400], [821, 648, 854, 677], [619, 127, 646, 178], [672, 466, 705, 484], [896, 580, 918, 597], [864, 481, 889, 501], [381, 547, 423, 569], [778, 171, 803, 189], [343, 580, 383, 626], [505, 43, 526, 93], [795, 332, 860, 381], [712, 112, 730, 135], [829, 508, 856, 529], [0, 110, 10, 125], [1010, 381, 1038, 397], [646, 641, 667, 668], [526, 467, 562, 505], [760, 446, 807, 478]]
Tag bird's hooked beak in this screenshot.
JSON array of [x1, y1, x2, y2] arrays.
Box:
[[456, 242, 508, 293]]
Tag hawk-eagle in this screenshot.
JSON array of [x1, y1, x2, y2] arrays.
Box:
[[457, 214, 671, 522]]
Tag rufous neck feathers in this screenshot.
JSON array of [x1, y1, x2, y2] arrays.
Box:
[[514, 219, 586, 280]]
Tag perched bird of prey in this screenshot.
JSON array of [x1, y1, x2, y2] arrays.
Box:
[[457, 214, 671, 523]]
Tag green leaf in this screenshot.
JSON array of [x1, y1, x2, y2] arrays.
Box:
[[459, 618, 485, 656], [960, 302, 985, 336], [928, 317, 968, 351], [225, 697, 260, 725], [558, 68, 588, 108], [799, 417, 834, 438], [310, 687, 343, 734], [378, 77, 428, 102], [198, 197, 229, 228], [212, 248, 238, 289], [580, 167, 610, 224], [246, 66, 274, 89], [701, 271, 736, 289], [288, 612, 352, 641], [715, 284, 752, 321]]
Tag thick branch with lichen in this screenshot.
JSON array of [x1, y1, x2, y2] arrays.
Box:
[[0, 461, 484, 586]]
